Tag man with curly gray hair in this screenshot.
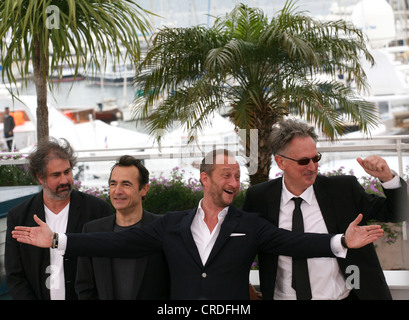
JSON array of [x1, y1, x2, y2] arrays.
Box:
[[5, 137, 112, 300]]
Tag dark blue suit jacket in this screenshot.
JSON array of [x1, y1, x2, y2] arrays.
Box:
[[66, 205, 335, 300]]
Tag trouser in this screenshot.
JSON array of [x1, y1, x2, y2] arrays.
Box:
[[5, 134, 13, 151]]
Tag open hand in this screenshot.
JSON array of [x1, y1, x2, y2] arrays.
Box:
[[12, 214, 54, 248], [344, 214, 383, 248]]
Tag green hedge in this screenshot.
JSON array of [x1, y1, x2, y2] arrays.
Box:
[[72, 167, 247, 214], [144, 167, 246, 214], [0, 155, 38, 186]]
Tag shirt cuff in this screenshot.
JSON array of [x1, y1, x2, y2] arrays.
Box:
[[55, 233, 67, 254], [381, 171, 401, 189], [331, 234, 347, 258]]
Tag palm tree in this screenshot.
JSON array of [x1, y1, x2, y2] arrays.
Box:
[[133, 1, 377, 185], [0, 0, 152, 142]]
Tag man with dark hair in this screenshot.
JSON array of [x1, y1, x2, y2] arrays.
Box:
[[75, 155, 170, 299], [3, 106, 15, 151], [5, 137, 112, 300], [243, 118, 409, 300], [12, 149, 384, 300]]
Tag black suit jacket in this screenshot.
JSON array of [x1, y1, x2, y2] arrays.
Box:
[[75, 210, 170, 299], [5, 190, 113, 300], [242, 174, 409, 300], [66, 205, 336, 300]]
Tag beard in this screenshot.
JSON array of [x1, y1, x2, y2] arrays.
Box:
[[43, 182, 73, 201], [210, 188, 237, 208]]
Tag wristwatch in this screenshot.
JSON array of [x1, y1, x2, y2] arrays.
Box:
[[341, 234, 349, 249], [51, 232, 59, 249]]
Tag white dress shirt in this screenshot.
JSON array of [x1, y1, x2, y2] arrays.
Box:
[[274, 174, 401, 300], [190, 199, 229, 265], [45, 203, 69, 300]]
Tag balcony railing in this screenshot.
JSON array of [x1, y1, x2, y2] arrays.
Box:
[[1, 134, 408, 168]]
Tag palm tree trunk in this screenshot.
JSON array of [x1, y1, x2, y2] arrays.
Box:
[[247, 118, 274, 186], [32, 35, 49, 142]]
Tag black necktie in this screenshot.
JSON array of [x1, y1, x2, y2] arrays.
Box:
[[291, 197, 312, 300]]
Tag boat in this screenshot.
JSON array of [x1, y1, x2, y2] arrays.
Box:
[[61, 99, 123, 125], [50, 64, 85, 83], [81, 52, 136, 86], [81, 38, 149, 86]]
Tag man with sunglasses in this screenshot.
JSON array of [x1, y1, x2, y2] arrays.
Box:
[[243, 119, 409, 300]]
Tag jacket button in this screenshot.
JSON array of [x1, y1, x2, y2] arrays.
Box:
[[202, 272, 207, 278]]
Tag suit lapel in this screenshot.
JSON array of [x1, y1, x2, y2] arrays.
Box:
[[205, 206, 241, 267], [30, 192, 50, 298], [66, 190, 81, 233], [101, 215, 116, 299], [179, 208, 204, 268], [33, 191, 47, 223], [132, 211, 151, 295], [267, 178, 283, 226], [314, 176, 338, 234]]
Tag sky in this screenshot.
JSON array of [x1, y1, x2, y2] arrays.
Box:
[[137, 0, 361, 30]]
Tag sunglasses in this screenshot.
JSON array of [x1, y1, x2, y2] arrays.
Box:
[[278, 152, 322, 166]]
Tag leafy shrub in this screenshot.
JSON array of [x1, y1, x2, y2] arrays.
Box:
[[0, 155, 38, 186], [73, 180, 112, 206], [144, 168, 204, 214], [143, 167, 247, 214]]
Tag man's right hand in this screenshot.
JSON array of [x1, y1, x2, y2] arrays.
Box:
[[344, 214, 383, 248], [12, 214, 54, 248]]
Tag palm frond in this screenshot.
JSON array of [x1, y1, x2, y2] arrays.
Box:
[[131, 1, 377, 182], [289, 79, 378, 138], [0, 0, 153, 90]]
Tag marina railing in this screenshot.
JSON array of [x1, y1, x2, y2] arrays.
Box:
[[1, 134, 409, 170], [0, 134, 408, 178]]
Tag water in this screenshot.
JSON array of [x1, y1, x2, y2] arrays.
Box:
[[21, 79, 135, 112]]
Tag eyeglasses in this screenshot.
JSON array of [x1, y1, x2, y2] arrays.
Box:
[[278, 152, 322, 166]]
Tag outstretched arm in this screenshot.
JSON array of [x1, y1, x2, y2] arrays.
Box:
[[12, 215, 54, 248], [12, 214, 165, 259], [343, 214, 383, 248]]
